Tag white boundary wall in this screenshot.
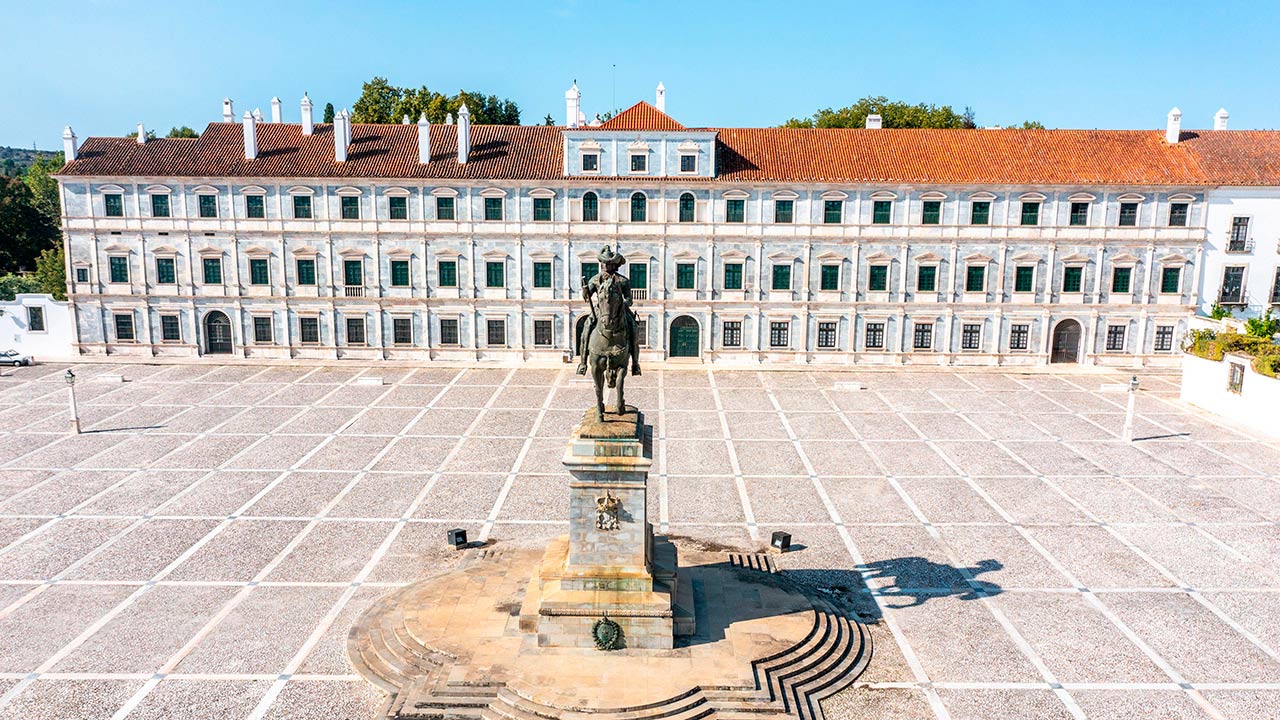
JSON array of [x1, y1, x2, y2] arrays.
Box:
[[0, 294, 75, 360], [1180, 352, 1280, 438]]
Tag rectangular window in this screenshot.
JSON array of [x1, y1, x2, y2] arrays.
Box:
[[1020, 201, 1040, 226], [255, 316, 275, 344], [970, 201, 990, 225], [1272, 268, 1280, 304], [582, 193, 599, 222], [533, 197, 552, 222], [865, 322, 885, 350], [1106, 325, 1127, 352], [484, 197, 503, 221], [769, 321, 790, 348], [1014, 266, 1035, 293], [724, 263, 743, 290], [533, 262, 552, 289], [630, 154, 647, 172], [868, 265, 889, 292], [774, 199, 793, 223], [533, 319, 553, 347], [817, 321, 838, 349], [389, 196, 408, 220], [104, 193, 124, 217], [581, 261, 598, 286], [486, 261, 505, 288], [631, 195, 647, 222], [1155, 325, 1175, 352], [438, 260, 458, 287], [296, 258, 316, 286], [1161, 266, 1181, 294], [343, 259, 362, 287], [198, 194, 218, 218], [820, 264, 840, 291], [1119, 202, 1139, 227], [677, 263, 696, 290], [390, 260, 410, 287], [1228, 362, 1245, 394], [1229, 217, 1250, 250], [249, 258, 269, 285], [108, 256, 130, 284], [155, 257, 176, 285], [27, 306, 44, 332], [917, 265, 937, 292], [1220, 266, 1245, 303], [1062, 266, 1083, 293], [393, 318, 413, 345], [581, 154, 599, 172], [636, 318, 648, 347], [150, 194, 170, 218], [1010, 324, 1029, 351], [726, 198, 745, 223], [629, 264, 647, 290], [913, 323, 933, 350], [202, 257, 222, 285], [965, 265, 986, 293], [872, 200, 892, 224], [345, 317, 366, 345], [1069, 202, 1089, 226], [921, 200, 941, 225], [76, 268, 89, 283], [1168, 202, 1188, 227], [486, 319, 506, 346], [679, 155, 696, 173], [160, 315, 180, 342], [678, 194, 694, 222], [340, 196, 360, 220], [1111, 266, 1132, 294], [292, 195, 312, 219], [771, 264, 791, 291], [245, 194, 265, 219], [436, 196, 455, 220], [824, 200, 843, 224], [961, 323, 982, 351], [113, 313, 135, 341], [439, 318, 459, 345], [299, 317, 320, 344], [722, 321, 742, 348]]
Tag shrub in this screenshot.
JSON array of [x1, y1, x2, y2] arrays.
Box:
[[1245, 309, 1280, 338], [1186, 327, 1280, 378], [1209, 303, 1234, 320]]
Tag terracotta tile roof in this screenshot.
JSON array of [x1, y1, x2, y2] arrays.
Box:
[[597, 102, 686, 131], [56, 120, 1280, 187]]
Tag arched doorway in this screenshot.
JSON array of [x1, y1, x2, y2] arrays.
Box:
[[574, 315, 590, 356], [1051, 319, 1082, 363], [669, 316, 700, 358], [203, 311, 233, 355]]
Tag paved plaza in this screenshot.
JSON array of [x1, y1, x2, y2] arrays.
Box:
[[0, 362, 1277, 719]]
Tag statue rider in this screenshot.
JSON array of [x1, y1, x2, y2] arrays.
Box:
[[577, 246, 642, 377]]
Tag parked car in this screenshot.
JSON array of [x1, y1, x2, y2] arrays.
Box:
[[0, 350, 32, 367]]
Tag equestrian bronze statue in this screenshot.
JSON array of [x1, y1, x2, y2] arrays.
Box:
[[577, 246, 642, 421]]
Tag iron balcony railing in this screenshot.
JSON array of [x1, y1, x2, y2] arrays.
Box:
[[1226, 238, 1254, 253]]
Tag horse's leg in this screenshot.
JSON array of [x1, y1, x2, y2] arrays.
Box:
[[615, 362, 626, 414], [592, 357, 606, 422]]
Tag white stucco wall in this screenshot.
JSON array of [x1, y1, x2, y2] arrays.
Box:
[[1201, 187, 1280, 317], [0, 294, 75, 359], [1180, 352, 1280, 438]]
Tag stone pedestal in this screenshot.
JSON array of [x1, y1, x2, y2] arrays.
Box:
[[525, 407, 689, 649]]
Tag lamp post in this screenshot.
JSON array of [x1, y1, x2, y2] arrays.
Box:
[[1121, 375, 1139, 442], [65, 369, 80, 434]]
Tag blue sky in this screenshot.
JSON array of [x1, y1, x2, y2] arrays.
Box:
[[5, 0, 1279, 149]]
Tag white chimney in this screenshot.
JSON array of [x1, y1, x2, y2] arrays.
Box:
[[270, 97, 282, 123], [334, 111, 347, 162], [457, 103, 471, 164], [342, 109, 351, 146], [222, 98, 234, 123], [865, 114, 883, 129], [655, 82, 666, 113], [588, 114, 602, 128], [242, 111, 258, 159], [63, 126, 78, 162], [136, 123, 147, 144], [445, 113, 453, 125], [1214, 108, 1229, 131], [300, 93, 313, 135], [566, 81, 582, 128], [417, 112, 431, 164], [402, 115, 410, 125], [1166, 107, 1182, 144], [253, 108, 264, 123]]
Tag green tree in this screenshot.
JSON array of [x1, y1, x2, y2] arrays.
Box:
[[0, 176, 59, 273], [352, 77, 401, 124], [167, 126, 199, 138], [22, 152, 62, 222], [350, 77, 521, 125], [1245, 309, 1279, 338], [0, 274, 40, 301], [124, 128, 158, 140], [323, 103, 335, 123], [1016, 120, 1046, 130], [782, 96, 973, 129], [34, 246, 66, 300]]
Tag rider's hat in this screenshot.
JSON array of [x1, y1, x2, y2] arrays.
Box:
[[597, 246, 626, 266]]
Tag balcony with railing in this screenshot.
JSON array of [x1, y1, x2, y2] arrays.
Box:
[[631, 288, 648, 301], [1226, 237, 1254, 254], [344, 285, 365, 298]]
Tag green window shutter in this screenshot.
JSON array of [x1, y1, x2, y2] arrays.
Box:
[[631, 194, 647, 222], [820, 264, 840, 291], [726, 199, 745, 223], [250, 258, 269, 285], [533, 262, 552, 288], [678, 194, 695, 222], [868, 265, 888, 292], [202, 258, 222, 284], [296, 259, 316, 285], [677, 263, 696, 289], [775, 200, 793, 223], [104, 194, 123, 217], [680, 155, 696, 172], [292, 195, 312, 219], [872, 200, 892, 224], [343, 259, 362, 286], [1112, 266, 1131, 294], [246, 195, 265, 219], [341, 196, 360, 219], [921, 201, 941, 225], [582, 154, 598, 172], [1014, 266, 1035, 293], [198, 195, 217, 218], [1069, 202, 1089, 226], [486, 261, 505, 288], [1063, 266, 1083, 293], [724, 263, 742, 290], [970, 201, 990, 225], [391, 260, 410, 287], [438, 260, 457, 287], [109, 256, 129, 283], [771, 264, 791, 291], [533, 197, 552, 222], [917, 265, 936, 292], [485, 197, 503, 221], [389, 196, 408, 220], [1021, 202, 1040, 226], [966, 265, 986, 293], [824, 200, 843, 224], [1119, 202, 1138, 227], [151, 194, 170, 217], [628, 264, 647, 290], [437, 197, 455, 220], [155, 258, 175, 284], [581, 261, 598, 286], [1161, 267, 1181, 294], [631, 154, 646, 172], [582, 193, 599, 221]]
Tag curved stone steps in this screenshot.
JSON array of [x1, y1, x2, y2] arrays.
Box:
[[784, 607, 872, 720], [752, 608, 833, 703], [773, 602, 850, 715], [483, 686, 714, 720]]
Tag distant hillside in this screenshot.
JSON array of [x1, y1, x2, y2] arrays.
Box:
[[1, 147, 59, 177]]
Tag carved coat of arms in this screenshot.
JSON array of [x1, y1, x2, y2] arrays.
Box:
[[594, 491, 620, 532]]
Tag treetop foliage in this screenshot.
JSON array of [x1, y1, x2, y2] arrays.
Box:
[[351, 77, 520, 125], [782, 95, 1044, 130]]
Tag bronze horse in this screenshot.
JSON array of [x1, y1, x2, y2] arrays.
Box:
[[578, 247, 641, 422]]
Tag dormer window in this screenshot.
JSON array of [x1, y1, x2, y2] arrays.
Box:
[[582, 153, 599, 173], [630, 153, 648, 173], [680, 154, 696, 173]]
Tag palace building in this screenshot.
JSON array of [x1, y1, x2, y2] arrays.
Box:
[[53, 85, 1280, 366]]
